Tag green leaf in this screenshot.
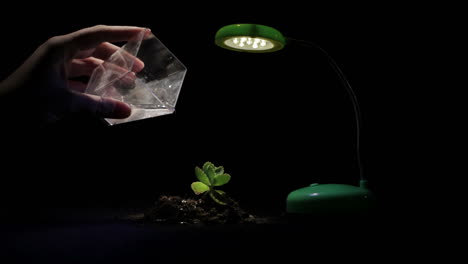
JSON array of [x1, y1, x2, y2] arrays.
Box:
[[191, 182, 209, 195], [203, 162, 215, 172], [209, 190, 229, 205], [213, 173, 231, 186], [195, 167, 210, 186], [214, 166, 224, 175], [205, 166, 216, 185]]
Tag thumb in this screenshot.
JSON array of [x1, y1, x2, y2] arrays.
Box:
[[70, 92, 132, 119]]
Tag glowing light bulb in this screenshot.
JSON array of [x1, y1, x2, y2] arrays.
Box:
[[223, 36, 276, 51], [239, 37, 247, 47], [253, 38, 260, 48]]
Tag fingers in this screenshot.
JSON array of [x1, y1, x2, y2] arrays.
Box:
[[70, 42, 145, 77], [91, 42, 144, 72], [68, 57, 104, 78], [89, 42, 120, 60], [65, 25, 149, 51], [68, 80, 87, 92], [75, 42, 121, 60], [68, 56, 140, 83], [68, 59, 137, 98], [70, 92, 132, 119]]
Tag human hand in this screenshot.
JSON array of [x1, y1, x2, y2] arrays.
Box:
[[0, 25, 148, 123]]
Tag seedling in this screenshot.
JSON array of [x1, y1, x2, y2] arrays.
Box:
[[191, 162, 231, 205]]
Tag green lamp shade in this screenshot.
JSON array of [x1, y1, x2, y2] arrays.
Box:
[[215, 24, 286, 53], [286, 181, 375, 214]]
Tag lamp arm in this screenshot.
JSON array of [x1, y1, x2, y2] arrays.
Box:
[[288, 38, 365, 182]]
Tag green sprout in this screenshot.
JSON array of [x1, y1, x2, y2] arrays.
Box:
[[191, 162, 231, 205]]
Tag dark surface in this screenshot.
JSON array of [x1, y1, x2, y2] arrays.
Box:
[[1, 207, 394, 263]]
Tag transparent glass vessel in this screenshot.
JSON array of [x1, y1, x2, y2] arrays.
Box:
[[86, 30, 187, 125]]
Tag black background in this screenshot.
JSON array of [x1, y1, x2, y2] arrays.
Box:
[[0, 2, 420, 217], [1, 3, 453, 263]]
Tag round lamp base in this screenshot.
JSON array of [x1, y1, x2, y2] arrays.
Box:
[[286, 181, 375, 215]]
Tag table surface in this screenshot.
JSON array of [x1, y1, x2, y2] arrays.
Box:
[[2, 207, 396, 263]]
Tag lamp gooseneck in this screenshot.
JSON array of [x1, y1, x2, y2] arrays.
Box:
[[288, 38, 365, 182]]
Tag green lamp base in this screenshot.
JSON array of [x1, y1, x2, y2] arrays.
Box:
[[286, 180, 375, 215]]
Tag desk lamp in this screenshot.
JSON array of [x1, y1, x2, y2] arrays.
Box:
[[215, 24, 375, 214]]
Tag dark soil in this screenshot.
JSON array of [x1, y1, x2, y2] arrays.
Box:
[[141, 195, 262, 225]]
